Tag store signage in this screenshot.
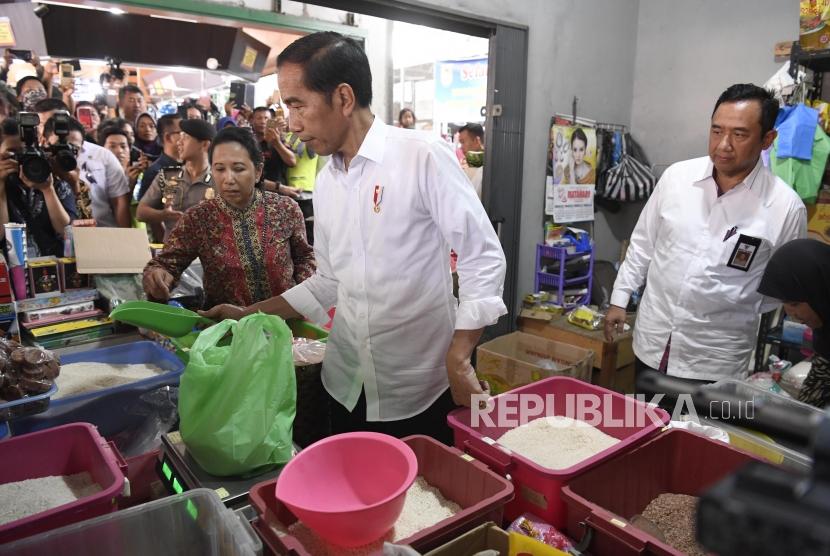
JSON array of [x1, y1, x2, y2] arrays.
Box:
[[0, 18, 16, 48], [433, 57, 487, 125]]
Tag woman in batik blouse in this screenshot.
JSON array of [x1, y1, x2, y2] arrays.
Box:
[[142, 127, 315, 308]]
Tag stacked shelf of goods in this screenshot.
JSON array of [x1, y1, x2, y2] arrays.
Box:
[[534, 244, 593, 307]]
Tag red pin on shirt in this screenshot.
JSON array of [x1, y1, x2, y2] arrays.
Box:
[[373, 184, 384, 213]]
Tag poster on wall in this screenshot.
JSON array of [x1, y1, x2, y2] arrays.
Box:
[[546, 121, 597, 222]]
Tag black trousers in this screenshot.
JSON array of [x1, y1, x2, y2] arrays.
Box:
[[330, 388, 457, 446]]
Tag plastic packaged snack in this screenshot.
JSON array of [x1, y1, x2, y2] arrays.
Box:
[[567, 305, 603, 331], [507, 513, 575, 552]]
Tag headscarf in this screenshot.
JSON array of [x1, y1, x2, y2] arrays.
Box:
[[133, 112, 162, 158], [758, 239, 830, 358]]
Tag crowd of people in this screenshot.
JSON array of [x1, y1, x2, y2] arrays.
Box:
[[0, 36, 508, 442], [0, 55, 322, 262]]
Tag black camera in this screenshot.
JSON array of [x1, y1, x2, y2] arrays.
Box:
[[15, 111, 78, 184]]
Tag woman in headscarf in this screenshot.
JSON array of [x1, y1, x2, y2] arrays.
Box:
[[758, 238, 830, 408], [143, 126, 315, 308], [133, 113, 162, 160]]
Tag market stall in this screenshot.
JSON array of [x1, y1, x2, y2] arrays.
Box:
[[2, 1, 830, 555]]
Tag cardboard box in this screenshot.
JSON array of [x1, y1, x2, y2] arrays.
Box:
[[423, 522, 508, 556], [73, 227, 151, 274], [27, 257, 61, 298], [476, 332, 593, 395], [592, 362, 636, 394], [58, 258, 91, 291]]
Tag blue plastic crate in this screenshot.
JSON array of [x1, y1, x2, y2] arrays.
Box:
[[9, 341, 184, 440]]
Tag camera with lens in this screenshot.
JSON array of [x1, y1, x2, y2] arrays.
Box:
[[14, 111, 78, 184]]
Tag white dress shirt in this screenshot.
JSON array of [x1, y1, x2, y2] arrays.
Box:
[[77, 141, 130, 227], [611, 156, 807, 380], [282, 117, 507, 421]]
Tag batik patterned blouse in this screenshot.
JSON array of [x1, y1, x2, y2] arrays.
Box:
[[144, 189, 315, 308]]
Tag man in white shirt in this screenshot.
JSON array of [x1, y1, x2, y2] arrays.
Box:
[[605, 84, 807, 383], [37, 100, 131, 227], [202, 32, 507, 443]]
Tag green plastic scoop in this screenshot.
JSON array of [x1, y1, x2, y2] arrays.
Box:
[[109, 300, 215, 338]]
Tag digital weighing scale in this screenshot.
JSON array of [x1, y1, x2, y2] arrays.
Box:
[[157, 431, 290, 509]]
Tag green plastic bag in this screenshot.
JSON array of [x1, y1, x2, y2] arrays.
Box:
[[179, 313, 296, 477]]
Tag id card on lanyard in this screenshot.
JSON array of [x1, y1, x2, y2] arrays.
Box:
[[726, 234, 762, 271]]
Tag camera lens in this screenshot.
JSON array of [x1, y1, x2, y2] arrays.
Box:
[[21, 155, 51, 183], [54, 149, 77, 173]]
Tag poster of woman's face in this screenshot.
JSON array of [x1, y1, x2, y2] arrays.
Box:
[[548, 123, 597, 186]]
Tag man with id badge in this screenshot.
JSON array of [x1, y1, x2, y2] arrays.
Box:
[[605, 84, 807, 383]]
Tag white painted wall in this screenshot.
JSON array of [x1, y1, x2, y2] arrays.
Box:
[[399, 0, 642, 304], [631, 0, 800, 170]]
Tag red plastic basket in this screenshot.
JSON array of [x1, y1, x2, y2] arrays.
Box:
[[0, 423, 127, 544], [448, 376, 669, 527], [561, 428, 758, 556], [248, 434, 514, 555]]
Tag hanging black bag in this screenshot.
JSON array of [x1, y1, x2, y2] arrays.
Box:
[[602, 133, 656, 202]]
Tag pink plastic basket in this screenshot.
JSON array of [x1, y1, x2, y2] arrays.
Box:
[[448, 376, 669, 528], [0, 423, 127, 544], [561, 429, 758, 556], [250, 435, 514, 555]]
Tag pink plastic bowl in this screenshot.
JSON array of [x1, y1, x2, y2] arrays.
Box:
[[275, 432, 418, 547]]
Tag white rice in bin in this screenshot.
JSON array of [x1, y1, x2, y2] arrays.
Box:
[[0, 473, 101, 526], [55, 362, 166, 398], [279, 476, 461, 555], [497, 415, 620, 470]]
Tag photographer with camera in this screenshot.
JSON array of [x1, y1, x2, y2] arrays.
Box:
[[250, 106, 299, 199], [0, 117, 76, 258], [37, 101, 131, 228]]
